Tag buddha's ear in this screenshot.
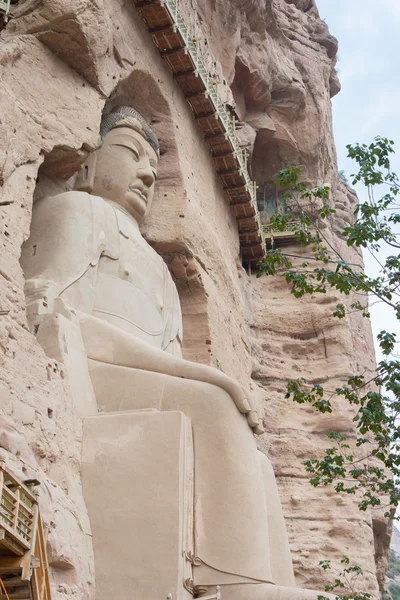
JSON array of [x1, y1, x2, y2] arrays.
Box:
[[75, 152, 97, 193]]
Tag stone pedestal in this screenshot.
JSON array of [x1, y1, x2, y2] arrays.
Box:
[[82, 410, 194, 600]]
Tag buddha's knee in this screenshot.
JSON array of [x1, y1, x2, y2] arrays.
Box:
[[162, 376, 246, 429]]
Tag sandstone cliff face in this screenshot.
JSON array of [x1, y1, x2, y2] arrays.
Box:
[[0, 0, 388, 598]]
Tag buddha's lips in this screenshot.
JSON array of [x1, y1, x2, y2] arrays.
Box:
[[129, 187, 147, 201]]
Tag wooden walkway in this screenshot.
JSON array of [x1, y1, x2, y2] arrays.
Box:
[[262, 219, 309, 249], [0, 463, 52, 600], [133, 0, 266, 264]]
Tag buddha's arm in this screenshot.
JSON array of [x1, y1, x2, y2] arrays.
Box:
[[21, 192, 104, 314], [79, 312, 262, 431]]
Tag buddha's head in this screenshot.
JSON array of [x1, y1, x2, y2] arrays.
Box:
[[76, 106, 159, 223]]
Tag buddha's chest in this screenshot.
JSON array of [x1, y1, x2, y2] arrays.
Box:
[[98, 232, 166, 310], [92, 219, 168, 343]]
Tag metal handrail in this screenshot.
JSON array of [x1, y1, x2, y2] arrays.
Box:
[[160, 0, 261, 218], [0, 0, 11, 23]]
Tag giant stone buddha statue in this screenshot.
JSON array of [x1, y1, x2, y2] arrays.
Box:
[[21, 107, 335, 600]]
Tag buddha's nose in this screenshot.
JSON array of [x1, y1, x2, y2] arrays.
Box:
[[137, 163, 155, 188]]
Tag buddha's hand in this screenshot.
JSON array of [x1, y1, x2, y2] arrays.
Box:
[[208, 370, 264, 435], [238, 384, 264, 435]]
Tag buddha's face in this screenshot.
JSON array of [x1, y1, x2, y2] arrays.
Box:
[[88, 127, 158, 222]]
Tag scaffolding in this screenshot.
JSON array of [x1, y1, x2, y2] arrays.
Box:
[[257, 189, 310, 248], [0, 463, 52, 600], [134, 0, 266, 264], [262, 219, 309, 248], [0, 0, 11, 23]]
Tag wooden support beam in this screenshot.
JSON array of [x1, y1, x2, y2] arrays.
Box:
[[195, 112, 215, 120], [172, 68, 196, 77], [237, 216, 257, 224], [224, 183, 247, 191], [0, 531, 25, 556], [133, 0, 265, 260], [149, 23, 175, 33], [217, 168, 242, 176], [134, 0, 160, 7], [184, 90, 207, 99], [0, 557, 22, 574], [0, 577, 26, 587], [240, 242, 263, 248], [3, 591, 30, 599], [161, 45, 187, 56], [229, 201, 253, 209], [211, 150, 235, 158], [205, 132, 228, 141], [236, 229, 257, 235]]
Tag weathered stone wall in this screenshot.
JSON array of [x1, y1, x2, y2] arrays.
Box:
[[0, 0, 388, 598]]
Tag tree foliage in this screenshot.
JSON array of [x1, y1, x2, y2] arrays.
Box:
[[318, 556, 372, 600], [387, 549, 400, 581], [257, 137, 400, 597], [389, 583, 400, 600]]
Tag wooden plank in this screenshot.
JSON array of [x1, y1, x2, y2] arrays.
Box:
[[165, 53, 195, 75], [14, 487, 21, 538], [0, 522, 30, 552], [0, 466, 4, 502], [208, 143, 233, 156], [0, 556, 22, 572], [227, 195, 250, 205], [196, 118, 225, 137], [1, 466, 36, 505], [137, 4, 172, 30], [213, 155, 239, 173], [0, 533, 25, 556], [240, 235, 260, 244], [175, 72, 206, 95], [240, 241, 263, 249], [148, 23, 174, 33], [186, 98, 214, 114], [21, 505, 38, 582], [224, 183, 247, 191], [237, 220, 258, 231], [184, 90, 207, 99], [218, 167, 242, 176], [160, 45, 187, 56], [3, 592, 30, 599], [1, 576, 26, 587], [134, 0, 160, 7], [38, 512, 51, 600], [153, 30, 185, 52], [132, 0, 265, 261]]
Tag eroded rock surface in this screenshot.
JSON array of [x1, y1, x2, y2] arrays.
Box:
[[0, 0, 387, 598]]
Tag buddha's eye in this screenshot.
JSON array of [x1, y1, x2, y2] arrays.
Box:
[[113, 144, 140, 160], [124, 146, 140, 160]]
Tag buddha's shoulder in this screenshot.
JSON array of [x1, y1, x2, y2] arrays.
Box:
[[33, 191, 113, 224], [35, 191, 107, 211]]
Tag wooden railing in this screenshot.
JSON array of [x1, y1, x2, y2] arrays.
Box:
[[262, 218, 311, 248], [262, 218, 305, 237], [0, 464, 36, 553], [30, 512, 51, 600], [134, 0, 266, 264], [0, 463, 52, 600], [0, 0, 11, 23]]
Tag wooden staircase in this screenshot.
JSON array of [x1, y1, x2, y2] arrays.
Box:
[[0, 463, 51, 600], [0, 575, 31, 599], [133, 0, 266, 266]]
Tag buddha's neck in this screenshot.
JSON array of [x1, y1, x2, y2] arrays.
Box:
[[105, 200, 140, 230]]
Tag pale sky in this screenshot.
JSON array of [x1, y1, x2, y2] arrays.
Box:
[[317, 0, 400, 360]]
